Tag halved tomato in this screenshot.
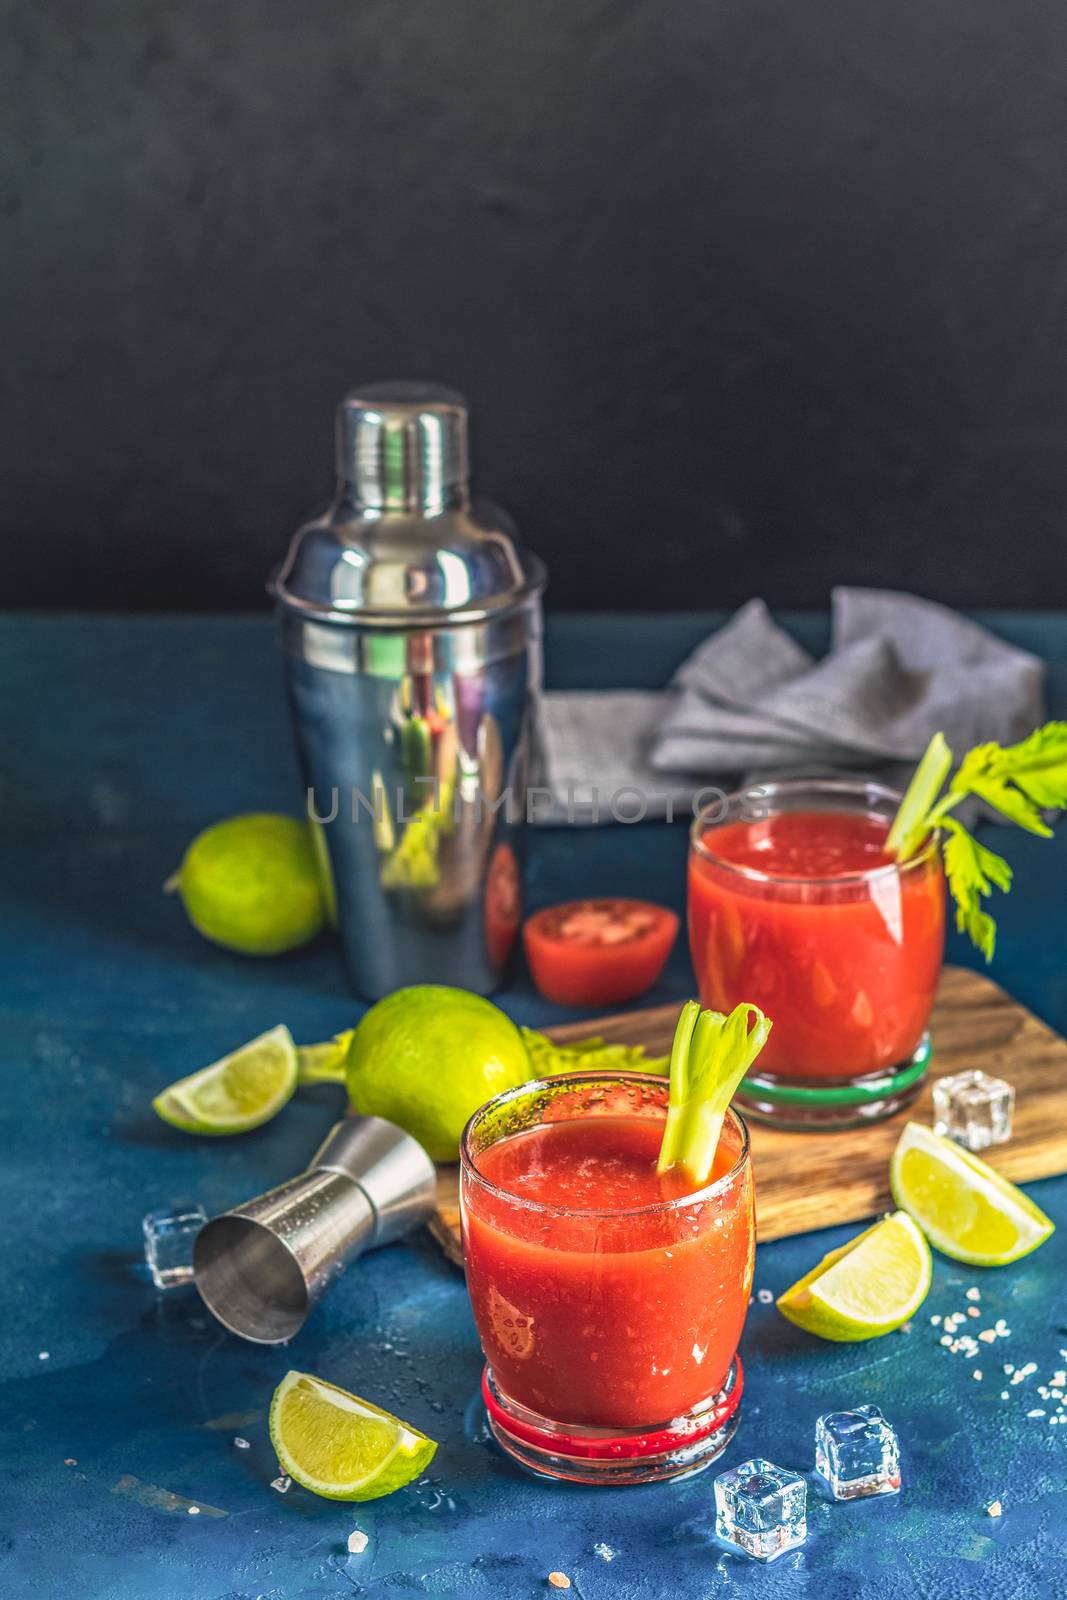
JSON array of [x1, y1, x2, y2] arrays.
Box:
[[523, 898, 679, 1008]]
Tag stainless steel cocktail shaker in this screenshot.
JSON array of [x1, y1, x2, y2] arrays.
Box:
[[271, 383, 546, 999]]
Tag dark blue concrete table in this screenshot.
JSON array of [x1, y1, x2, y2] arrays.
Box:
[[2, 612, 1065, 1600]]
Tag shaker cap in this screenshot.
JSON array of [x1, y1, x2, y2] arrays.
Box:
[[270, 382, 546, 627], [337, 381, 469, 513]]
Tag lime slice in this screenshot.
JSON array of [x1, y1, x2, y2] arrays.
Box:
[[890, 1120, 1054, 1266], [269, 1370, 437, 1502], [776, 1210, 932, 1340], [153, 1025, 298, 1135], [296, 1031, 355, 1085]]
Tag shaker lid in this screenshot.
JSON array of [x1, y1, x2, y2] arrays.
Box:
[[270, 382, 546, 626]]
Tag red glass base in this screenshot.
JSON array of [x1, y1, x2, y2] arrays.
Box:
[[481, 1357, 744, 1484]]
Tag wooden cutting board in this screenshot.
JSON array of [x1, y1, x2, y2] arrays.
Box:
[[430, 965, 1067, 1266]]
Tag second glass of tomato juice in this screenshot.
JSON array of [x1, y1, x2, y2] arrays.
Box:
[[689, 779, 946, 1128], [460, 1072, 754, 1484]]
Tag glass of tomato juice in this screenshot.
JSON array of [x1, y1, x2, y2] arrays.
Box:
[[689, 779, 945, 1129], [460, 1072, 754, 1484]]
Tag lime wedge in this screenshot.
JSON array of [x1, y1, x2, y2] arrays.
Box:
[[153, 1025, 298, 1135], [269, 1371, 437, 1502], [296, 1031, 355, 1085], [776, 1211, 932, 1340], [890, 1120, 1054, 1266]]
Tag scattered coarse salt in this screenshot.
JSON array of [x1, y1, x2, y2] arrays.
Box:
[[1052, 1372, 1067, 1387], [1027, 1410, 1045, 1419], [1000, 1392, 1009, 1401], [930, 1314, 942, 1326], [593, 1543, 615, 1561], [757, 1289, 773, 1305], [271, 1476, 291, 1494], [940, 1335, 953, 1348], [973, 1370, 983, 1381], [1010, 1372, 1026, 1386], [548, 1573, 572, 1590], [966, 1287, 981, 1302], [979, 1330, 997, 1344], [234, 1437, 250, 1450], [986, 1501, 1002, 1518], [38, 1352, 49, 1361], [347, 1530, 369, 1555], [967, 1307, 981, 1319], [1004, 1363, 1014, 1375], [188, 1506, 200, 1516], [1020, 1363, 1038, 1377], [64, 1458, 77, 1466]]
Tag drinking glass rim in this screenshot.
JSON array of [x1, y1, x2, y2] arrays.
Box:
[[689, 776, 940, 887], [459, 1069, 750, 1220]]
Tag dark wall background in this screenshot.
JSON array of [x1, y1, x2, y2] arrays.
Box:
[[4, 0, 1067, 612]]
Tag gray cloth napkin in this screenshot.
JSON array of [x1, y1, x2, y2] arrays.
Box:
[[533, 589, 1044, 826]]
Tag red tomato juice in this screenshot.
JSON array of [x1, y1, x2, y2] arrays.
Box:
[[689, 809, 945, 1079], [462, 1113, 753, 1429]]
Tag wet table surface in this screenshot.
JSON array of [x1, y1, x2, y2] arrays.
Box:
[[2, 611, 1066, 1600]]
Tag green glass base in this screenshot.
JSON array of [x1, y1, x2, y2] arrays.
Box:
[[735, 1034, 931, 1130]]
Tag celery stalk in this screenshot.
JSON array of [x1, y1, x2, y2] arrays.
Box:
[[886, 731, 953, 860], [657, 1001, 771, 1186]]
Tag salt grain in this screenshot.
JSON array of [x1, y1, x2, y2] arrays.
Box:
[[757, 1290, 773, 1305], [271, 1476, 291, 1494], [188, 1506, 200, 1516], [548, 1574, 571, 1590], [234, 1437, 250, 1450], [593, 1542, 615, 1561], [64, 1458, 77, 1466], [979, 1330, 997, 1344], [973, 1370, 983, 1381], [940, 1335, 953, 1348], [347, 1530, 369, 1555], [1027, 1409, 1045, 1419], [38, 1352, 49, 1361], [930, 1314, 942, 1326], [986, 1500, 1002, 1517], [966, 1287, 981, 1302]]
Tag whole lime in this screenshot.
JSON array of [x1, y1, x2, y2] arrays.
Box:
[[345, 986, 531, 1161], [174, 814, 326, 955]]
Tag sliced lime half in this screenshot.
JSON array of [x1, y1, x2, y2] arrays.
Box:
[[776, 1210, 932, 1340], [153, 1025, 298, 1135], [269, 1370, 437, 1502], [890, 1120, 1054, 1266]]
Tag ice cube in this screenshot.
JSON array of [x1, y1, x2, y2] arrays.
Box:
[[932, 1070, 1014, 1152], [713, 1458, 807, 1561], [815, 1405, 900, 1499], [142, 1202, 207, 1289]]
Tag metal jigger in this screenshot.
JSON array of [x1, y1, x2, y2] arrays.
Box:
[[192, 1116, 437, 1344]]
